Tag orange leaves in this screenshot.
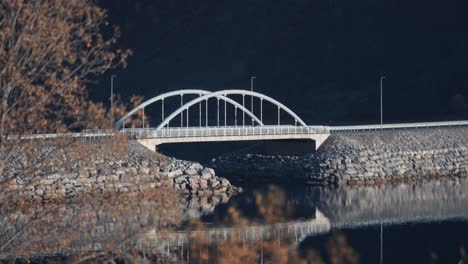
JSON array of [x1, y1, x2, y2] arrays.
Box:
[[0, 0, 132, 136]]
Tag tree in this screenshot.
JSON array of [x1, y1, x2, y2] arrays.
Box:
[[0, 0, 131, 178]]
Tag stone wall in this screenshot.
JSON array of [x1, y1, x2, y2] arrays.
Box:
[[212, 127, 468, 186], [3, 139, 239, 203]]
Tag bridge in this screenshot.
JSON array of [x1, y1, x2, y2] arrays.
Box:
[[114, 89, 468, 151], [16, 89, 468, 149], [115, 89, 331, 150]]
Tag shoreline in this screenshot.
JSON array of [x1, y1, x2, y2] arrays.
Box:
[[4, 127, 468, 205], [2, 139, 241, 204]]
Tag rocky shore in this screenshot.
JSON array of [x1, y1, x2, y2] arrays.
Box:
[[2, 139, 240, 203], [213, 127, 468, 186]]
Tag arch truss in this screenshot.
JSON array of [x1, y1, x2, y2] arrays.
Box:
[[115, 89, 307, 130]]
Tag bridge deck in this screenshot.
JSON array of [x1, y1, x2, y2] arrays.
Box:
[[11, 120, 468, 141], [123, 125, 329, 139]]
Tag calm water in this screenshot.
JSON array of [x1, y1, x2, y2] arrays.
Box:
[[195, 181, 468, 263], [153, 142, 468, 263], [3, 178, 468, 263]]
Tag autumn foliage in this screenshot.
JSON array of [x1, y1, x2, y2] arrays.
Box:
[[0, 0, 130, 134], [0, 0, 139, 179]]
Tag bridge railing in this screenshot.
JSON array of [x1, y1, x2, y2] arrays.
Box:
[[121, 125, 330, 139]]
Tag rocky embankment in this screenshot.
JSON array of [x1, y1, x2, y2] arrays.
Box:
[[213, 127, 468, 186], [317, 127, 468, 185], [3, 139, 240, 203]]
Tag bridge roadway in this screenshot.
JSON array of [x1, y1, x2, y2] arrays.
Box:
[[126, 120, 468, 151], [14, 120, 468, 151], [131, 125, 330, 150]]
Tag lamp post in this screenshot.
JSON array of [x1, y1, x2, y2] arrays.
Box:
[[111, 75, 116, 128], [380, 76, 385, 129], [379, 75, 385, 263]]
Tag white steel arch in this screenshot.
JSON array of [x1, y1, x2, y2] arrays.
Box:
[[114, 89, 264, 128], [156, 90, 307, 130]]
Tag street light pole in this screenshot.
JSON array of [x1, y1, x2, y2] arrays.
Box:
[[251, 76, 256, 126], [111, 75, 116, 128], [380, 76, 385, 129]]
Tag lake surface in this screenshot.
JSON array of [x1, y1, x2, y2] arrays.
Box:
[[3, 178, 467, 263], [152, 142, 468, 263], [170, 179, 467, 264]]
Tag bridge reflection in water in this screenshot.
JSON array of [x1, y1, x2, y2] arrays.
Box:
[[2, 178, 468, 260], [143, 209, 331, 257], [138, 178, 468, 260]]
